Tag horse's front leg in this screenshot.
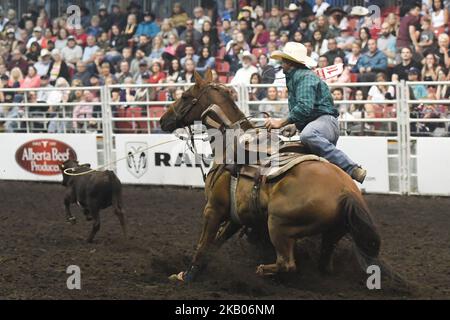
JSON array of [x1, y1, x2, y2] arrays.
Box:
[[171, 205, 228, 282]]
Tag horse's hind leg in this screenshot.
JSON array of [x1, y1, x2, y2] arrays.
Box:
[[319, 227, 346, 275], [256, 217, 297, 276]]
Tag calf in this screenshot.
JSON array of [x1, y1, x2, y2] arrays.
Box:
[[59, 159, 127, 243]]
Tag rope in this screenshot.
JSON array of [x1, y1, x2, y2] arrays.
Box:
[[63, 138, 180, 176]]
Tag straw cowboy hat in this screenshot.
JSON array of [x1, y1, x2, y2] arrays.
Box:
[[350, 6, 370, 16], [286, 3, 299, 11], [270, 42, 317, 68]]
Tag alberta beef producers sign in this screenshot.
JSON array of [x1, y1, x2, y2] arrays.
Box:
[[15, 139, 77, 175]]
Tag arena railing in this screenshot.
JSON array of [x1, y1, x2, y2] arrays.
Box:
[[2, 81, 449, 195]]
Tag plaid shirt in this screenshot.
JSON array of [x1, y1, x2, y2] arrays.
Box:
[[285, 68, 338, 130]]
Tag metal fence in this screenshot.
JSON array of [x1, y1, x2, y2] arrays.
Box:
[[1, 80, 450, 194]]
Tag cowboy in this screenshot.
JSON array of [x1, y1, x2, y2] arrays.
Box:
[[264, 42, 367, 183]]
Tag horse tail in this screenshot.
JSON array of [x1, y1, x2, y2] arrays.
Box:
[[340, 193, 411, 291]]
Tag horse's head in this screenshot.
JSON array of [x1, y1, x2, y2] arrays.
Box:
[[160, 69, 246, 132]]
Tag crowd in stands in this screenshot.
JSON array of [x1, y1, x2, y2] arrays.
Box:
[[0, 1, 449, 135]]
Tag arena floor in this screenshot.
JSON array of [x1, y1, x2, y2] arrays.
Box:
[[0, 181, 449, 300]]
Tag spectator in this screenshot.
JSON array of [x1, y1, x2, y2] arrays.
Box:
[[135, 11, 160, 38], [358, 27, 371, 53], [311, 30, 328, 56], [251, 21, 270, 48], [328, 56, 350, 84], [148, 61, 166, 84], [61, 36, 83, 69], [123, 14, 138, 40], [386, 12, 399, 37], [366, 72, 395, 119], [298, 0, 314, 19], [219, 0, 236, 21], [26, 26, 44, 49], [313, 0, 330, 17], [98, 5, 112, 32], [260, 86, 286, 118], [8, 67, 23, 88], [392, 47, 422, 81], [73, 90, 96, 133], [82, 35, 100, 63], [265, 6, 281, 32], [47, 49, 70, 85], [278, 13, 293, 39], [115, 61, 132, 84], [36, 74, 53, 102], [298, 18, 313, 42], [133, 61, 150, 84], [421, 53, 442, 81], [193, 7, 210, 33], [408, 67, 428, 99], [167, 59, 182, 82], [74, 26, 88, 47], [34, 49, 52, 76], [158, 19, 178, 46], [7, 49, 28, 76], [72, 60, 92, 87], [180, 19, 202, 49], [86, 15, 103, 37], [238, 18, 254, 45], [180, 45, 199, 67], [130, 48, 151, 76], [378, 22, 397, 66], [149, 36, 165, 64], [55, 28, 68, 50], [346, 42, 362, 69], [248, 72, 266, 112], [323, 37, 345, 65], [99, 61, 117, 84], [396, 4, 421, 52], [257, 54, 275, 84], [26, 41, 41, 64], [180, 58, 196, 83], [21, 65, 41, 88], [219, 19, 233, 45], [427, 33, 450, 69], [171, 3, 189, 35], [418, 17, 435, 54], [196, 47, 215, 76], [230, 51, 258, 85], [318, 55, 329, 68], [337, 27, 356, 52], [109, 24, 128, 53], [46, 77, 70, 133], [431, 0, 448, 36], [287, 3, 301, 27], [353, 39, 388, 83]]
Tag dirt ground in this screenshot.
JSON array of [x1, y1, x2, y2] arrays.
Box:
[[0, 180, 449, 300]]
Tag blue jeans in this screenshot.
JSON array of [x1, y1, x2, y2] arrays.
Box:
[[299, 115, 357, 175]]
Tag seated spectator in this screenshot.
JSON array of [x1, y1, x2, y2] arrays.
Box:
[[422, 53, 442, 81], [313, 0, 330, 17], [133, 61, 150, 85], [180, 45, 199, 68], [396, 5, 420, 52], [392, 47, 422, 81], [257, 54, 275, 84], [72, 61, 92, 86], [123, 13, 138, 40], [21, 65, 41, 88], [251, 21, 270, 48], [230, 51, 258, 85], [358, 27, 371, 54], [418, 17, 435, 54], [26, 41, 41, 64], [220, 19, 234, 45], [55, 28, 68, 50], [149, 36, 165, 64], [27, 26, 44, 49], [248, 72, 266, 114], [36, 74, 52, 102], [109, 24, 128, 53], [148, 61, 166, 84], [86, 15, 103, 37], [82, 35, 100, 63], [180, 58, 196, 83], [317, 55, 329, 68], [430, 0, 448, 37], [278, 13, 293, 39], [130, 48, 151, 77], [196, 47, 215, 76], [7, 49, 28, 76], [61, 36, 83, 69], [327, 56, 350, 84], [115, 60, 132, 84], [292, 30, 304, 43], [73, 90, 96, 133], [8, 67, 23, 88], [346, 42, 362, 69], [99, 61, 117, 84], [171, 3, 189, 35], [425, 33, 450, 69], [323, 37, 345, 65], [311, 30, 328, 56], [163, 34, 184, 62], [166, 59, 182, 82], [46, 77, 70, 133], [74, 26, 88, 48], [180, 19, 202, 49], [34, 49, 52, 76], [408, 67, 428, 100], [158, 19, 178, 46], [135, 11, 160, 39], [193, 6, 210, 33], [264, 6, 281, 32], [336, 27, 355, 52], [47, 49, 70, 85], [353, 39, 387, 83], [225, 42, 244, 75], [199, 34, 217, 57], [260, 86, 286, 118], [219, 0, 237, 21], [97, 31, 110, 51], [377, 22, 397, 66], [238, 18, 254, 45], [366, 72, 395, 120], [3, 94, 25, 133]]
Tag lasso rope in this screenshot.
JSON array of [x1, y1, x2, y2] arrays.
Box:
[[63, 138, 180, 176]]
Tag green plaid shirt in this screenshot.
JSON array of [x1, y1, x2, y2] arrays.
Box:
[[285, 68, 338, 130]]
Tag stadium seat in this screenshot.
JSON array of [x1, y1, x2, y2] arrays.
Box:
[[252, 48, 268, 59], [216, 47, 226, 61], [350, 73, 358, 83], [216, 61, 230, 74], [218, 75, 228, 83]]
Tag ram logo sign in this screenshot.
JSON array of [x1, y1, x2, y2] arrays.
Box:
[[126, 142, 148, 179]]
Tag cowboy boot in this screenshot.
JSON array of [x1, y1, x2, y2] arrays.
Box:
[[351, 166, 367, 184]]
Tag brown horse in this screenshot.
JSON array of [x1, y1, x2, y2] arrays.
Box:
[[160, 70, 381, 282]]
